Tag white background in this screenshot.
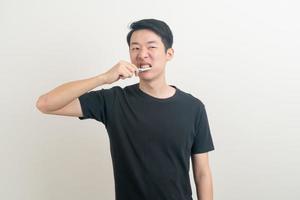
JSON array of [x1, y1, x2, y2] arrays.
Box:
[[0, 0, 299, 199]]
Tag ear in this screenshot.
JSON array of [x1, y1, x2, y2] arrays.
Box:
[[166, 48, 174, 61]]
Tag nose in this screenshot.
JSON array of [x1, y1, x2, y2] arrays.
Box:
[[137, 47, 149, 59]]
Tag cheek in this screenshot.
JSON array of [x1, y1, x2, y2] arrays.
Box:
[[129, 53, 136, 61], [150, 52, 162, 60], [152, 54, 165, 63]]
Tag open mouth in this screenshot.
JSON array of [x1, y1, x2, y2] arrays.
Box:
[[138, 63, 152, 72], [139, 64, 152, 68]]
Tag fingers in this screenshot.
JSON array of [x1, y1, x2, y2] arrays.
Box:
[[119, 68, 134, 79], [126, 62, 139, 76], [120, 61, 139, 79]]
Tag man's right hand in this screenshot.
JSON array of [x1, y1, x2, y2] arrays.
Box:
[[36, 60, 138, 116], [103, 60, 139, 84]]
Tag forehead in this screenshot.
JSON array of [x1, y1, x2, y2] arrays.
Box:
[[130, 29, 162, 45]]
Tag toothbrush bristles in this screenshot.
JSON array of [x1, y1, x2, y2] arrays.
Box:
[[138, 67, 151, 72]]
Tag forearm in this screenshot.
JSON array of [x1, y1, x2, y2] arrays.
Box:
[[36, 73, 108, 112], [195, 173, 213, 200]]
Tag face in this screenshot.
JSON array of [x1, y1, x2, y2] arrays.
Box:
[[129, 29, 174, 81]]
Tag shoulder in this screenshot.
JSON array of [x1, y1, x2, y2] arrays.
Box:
[[99, 85, 123, 94], [100, 84, 137, 98], [83, 85, 124, 102], [177, 88, 206, 109]]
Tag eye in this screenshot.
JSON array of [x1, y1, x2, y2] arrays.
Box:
[[149, 46, 156, 49], [131, 47, 139, 51]]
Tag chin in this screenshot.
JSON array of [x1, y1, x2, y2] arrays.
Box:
[[140, 73, 163, 82]]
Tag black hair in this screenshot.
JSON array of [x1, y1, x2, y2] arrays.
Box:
[[126, 19, 173, 52]]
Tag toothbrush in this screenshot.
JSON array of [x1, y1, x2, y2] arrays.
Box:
[[137, 67, 151, 72], [120, 66, 151, 79], [137, 64, 152, 73]]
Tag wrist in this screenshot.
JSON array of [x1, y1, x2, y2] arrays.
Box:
[[96, 73, 108, 85]]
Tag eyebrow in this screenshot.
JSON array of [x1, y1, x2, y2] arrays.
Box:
[[130, 41, 158, 45]]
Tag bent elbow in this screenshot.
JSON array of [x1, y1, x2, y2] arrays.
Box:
[[36, 95, 49, 113]]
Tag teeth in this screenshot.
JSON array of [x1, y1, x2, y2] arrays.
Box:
[[138, 65, 151, 72], [140, 64, 150, 68], [138, 67, 151, 72], [137, 64, 151, 72]]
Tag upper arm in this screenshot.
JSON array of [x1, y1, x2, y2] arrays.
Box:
[[41, 98, 83, 117], [191, 152, 211, 178]]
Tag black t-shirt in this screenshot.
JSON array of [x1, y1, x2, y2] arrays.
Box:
[[78, 83, 214, 200]]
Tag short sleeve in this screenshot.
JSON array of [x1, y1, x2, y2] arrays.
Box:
[[191, 105, 215, 154], [78, 88, 116, 125]]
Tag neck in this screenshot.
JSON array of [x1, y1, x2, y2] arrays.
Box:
[[138, 74, 175, 99]]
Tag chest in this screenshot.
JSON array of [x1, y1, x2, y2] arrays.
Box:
[[111, 101, 196, 153]]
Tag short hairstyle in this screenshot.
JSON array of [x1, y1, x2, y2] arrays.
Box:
[[126, 19, 173, 52]]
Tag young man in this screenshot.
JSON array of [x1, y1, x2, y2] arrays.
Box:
[[36, 19, 215, 200]]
